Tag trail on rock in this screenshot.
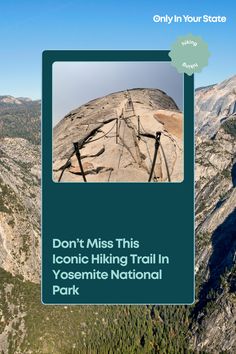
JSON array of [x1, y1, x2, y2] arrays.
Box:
[[53, 89, 183, 182]]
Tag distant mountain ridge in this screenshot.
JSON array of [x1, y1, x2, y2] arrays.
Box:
[[0, 95, 35, 105], [195, 83, 216, 92], [0, 95, 24, 105]]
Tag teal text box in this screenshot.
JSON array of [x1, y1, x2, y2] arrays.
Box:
[[42, 50, 194, 304]]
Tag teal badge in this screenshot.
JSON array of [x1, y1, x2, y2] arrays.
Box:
[[169, 34, 210, 75]]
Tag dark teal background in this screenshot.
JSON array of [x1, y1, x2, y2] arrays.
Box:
[[42, 50, 194, 304]]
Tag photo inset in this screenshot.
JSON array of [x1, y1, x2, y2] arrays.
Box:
[[53, 62, 183, 182]]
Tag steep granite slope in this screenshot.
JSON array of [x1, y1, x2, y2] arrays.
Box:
[[53, 89, 183, 182], [0, 138, 40, 282]]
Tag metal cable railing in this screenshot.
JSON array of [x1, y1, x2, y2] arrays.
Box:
[[57, 95, 169, 183]]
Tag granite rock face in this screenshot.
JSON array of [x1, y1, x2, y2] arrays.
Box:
[[53, 89, 183, 182], [195, 75, 236, 138], [0, 138, 40, 282], [192, 82, 236, 352]]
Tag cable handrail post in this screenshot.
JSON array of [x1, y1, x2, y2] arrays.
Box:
[[116, 117, 119, 144], [132, 100, 135, 115], [137, 115, 140, 139], [73, 142, 87, 182], [148, 132, 161, 182]]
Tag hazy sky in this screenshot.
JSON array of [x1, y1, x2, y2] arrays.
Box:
[[53, 61, 183, 125], [0, 1, 235, 100]]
